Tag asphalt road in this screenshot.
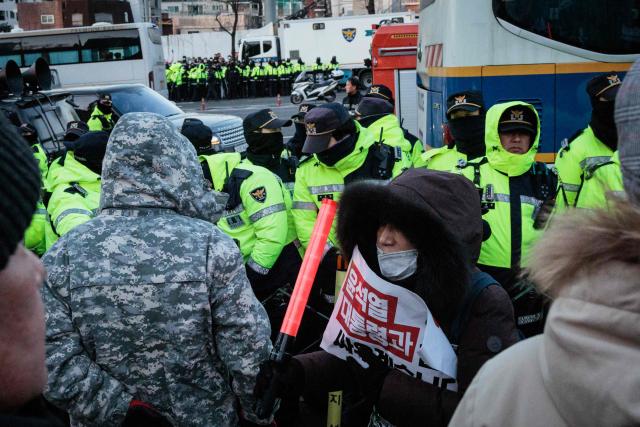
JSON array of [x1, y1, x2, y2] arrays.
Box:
[[178, 95, 343, 139]]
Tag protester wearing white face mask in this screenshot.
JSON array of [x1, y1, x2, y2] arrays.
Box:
[[254, 169, 519, 426]]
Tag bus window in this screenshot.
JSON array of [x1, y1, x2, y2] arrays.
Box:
[[0, 39, 21, 67], [22, 34, 81, 66], [493, 0, 640, 55], [244, 41, 261, 58], [80, 29, 142, 63], [262, 40, 272, 53]]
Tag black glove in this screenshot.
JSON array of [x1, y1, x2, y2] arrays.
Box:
[[121, 400, 173, 427], [346, 343, 392, 406], [254, 356, 305, 402]]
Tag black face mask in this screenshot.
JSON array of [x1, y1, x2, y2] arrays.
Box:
[[246, 132, 284, 156], [97, 102, 112, 115], [317, 133, 357, 166], [357, 115, 384, 129], [590, 101, 618, 150], [448, 115, 486, 159]]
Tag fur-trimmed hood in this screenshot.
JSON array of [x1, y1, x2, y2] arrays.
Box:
[[337, 169, 483, 330], [526, 201, 640, 426]]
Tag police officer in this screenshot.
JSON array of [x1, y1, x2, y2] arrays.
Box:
[[415, 90, 486, 169], [47, 131, 107, 245], [17, 124, 51, 256], [243, 109, 296, 193], [342, 76, 362, 113], [182, 119, 301, 307], [355, 96, 418, 164], [288, 103, 316, 158], [455, 102, 557, 338], [293, 102, 412, 251], [365, 84, 425, 161], [556, 73, 622, 207], [87, 94, 115, 132]]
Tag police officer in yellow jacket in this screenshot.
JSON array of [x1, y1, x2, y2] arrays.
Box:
[[242, 109, 297, 197], [556, 73, 621, 207], [87, 94, 115, 132], [456, 102, 556, 337], [364, 84, 424, 162], [293, 102, 412, 251], [181, 119, 301, 303], [415, 90, 486, 170], [355, 97, 418, 164], [47, 132, 107, 247]]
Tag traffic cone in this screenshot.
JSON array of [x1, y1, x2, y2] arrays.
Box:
[[276, 93, 282, 107]]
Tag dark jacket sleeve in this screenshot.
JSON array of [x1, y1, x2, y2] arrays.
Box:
[[294, 350, 352, 394], [375, 285, 519, 427]]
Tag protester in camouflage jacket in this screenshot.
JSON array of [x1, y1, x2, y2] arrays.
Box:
[[42, 112, 273, 427]]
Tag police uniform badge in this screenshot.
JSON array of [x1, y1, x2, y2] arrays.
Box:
[[607, 74, 621, 86], [268, 110, 277, 120], [250, 187, 267, 203], [300, 105, 309, 113], [510, 110, 524, 122], [370, 86, 380, 95], [306, 122, 317, 134], [454, 95, 466, 105], [342, 28, 356, 43]]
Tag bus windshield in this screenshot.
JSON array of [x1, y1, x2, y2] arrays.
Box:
[[493, 0, 640, 55]]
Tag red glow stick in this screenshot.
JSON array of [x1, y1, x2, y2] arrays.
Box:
[[281, 198, 337, 336]]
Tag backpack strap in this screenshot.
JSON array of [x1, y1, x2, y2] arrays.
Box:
[[450, 271, 498, 343]]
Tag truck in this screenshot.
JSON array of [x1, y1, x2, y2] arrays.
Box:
[[370, 23, 418, 137], [238, 12, 417, 88]]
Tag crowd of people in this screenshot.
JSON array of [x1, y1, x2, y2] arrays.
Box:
[[165, 55, 340, 104], [0, 56, 638, 427]]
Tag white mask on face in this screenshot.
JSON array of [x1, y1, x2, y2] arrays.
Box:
[[376, 246, 418, 281]]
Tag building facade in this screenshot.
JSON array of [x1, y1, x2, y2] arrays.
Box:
[[161, 0, 261, 34], [0, 0, 18, 31], [17, 0, 134, 31]]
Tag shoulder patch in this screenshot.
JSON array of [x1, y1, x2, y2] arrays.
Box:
[[250, 186, 267, 203]]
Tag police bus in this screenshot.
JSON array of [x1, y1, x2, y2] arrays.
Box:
[[0, 23, 167, 97], [417, 0, 640, 160]]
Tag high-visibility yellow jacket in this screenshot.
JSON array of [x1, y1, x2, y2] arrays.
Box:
[[292, 123, 411, 250], [200, 153, 295, 274]]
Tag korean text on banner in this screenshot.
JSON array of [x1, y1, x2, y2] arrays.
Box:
[[320, 246, 458, 392]]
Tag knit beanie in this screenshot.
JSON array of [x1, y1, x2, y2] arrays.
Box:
[[0, 114, 41, 269], [615, 59, 640, 206]]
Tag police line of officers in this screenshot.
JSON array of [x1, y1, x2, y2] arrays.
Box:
[[21, 72, 621, 348], [165, 56, 340, 102]]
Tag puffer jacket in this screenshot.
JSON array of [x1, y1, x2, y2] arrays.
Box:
[[450, 202, 640, 427]]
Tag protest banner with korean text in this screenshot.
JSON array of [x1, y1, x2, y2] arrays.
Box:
[[320, 246, 458, 392]]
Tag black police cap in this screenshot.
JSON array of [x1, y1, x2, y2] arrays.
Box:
[[498, 106, 537, 136], [181, 118, 215, 155], [302, 103, 351, 154], [365, 84, 395, 104], [587, 72, 622, 102], [243, 109, 292, 135], [446, 90, 484, 118]]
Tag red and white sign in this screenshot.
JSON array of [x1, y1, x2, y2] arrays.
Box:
[[425, 43, 443, 68], [321, 246, 458, 391]]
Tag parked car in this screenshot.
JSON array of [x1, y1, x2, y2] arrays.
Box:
[[44, 84, 248, 153], [0, 91, 78, 161]]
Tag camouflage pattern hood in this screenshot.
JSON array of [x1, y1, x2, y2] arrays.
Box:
[[100, 112, 227, 222]]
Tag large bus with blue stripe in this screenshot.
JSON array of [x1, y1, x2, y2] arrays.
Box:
[[416, 0, 640, 161]]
